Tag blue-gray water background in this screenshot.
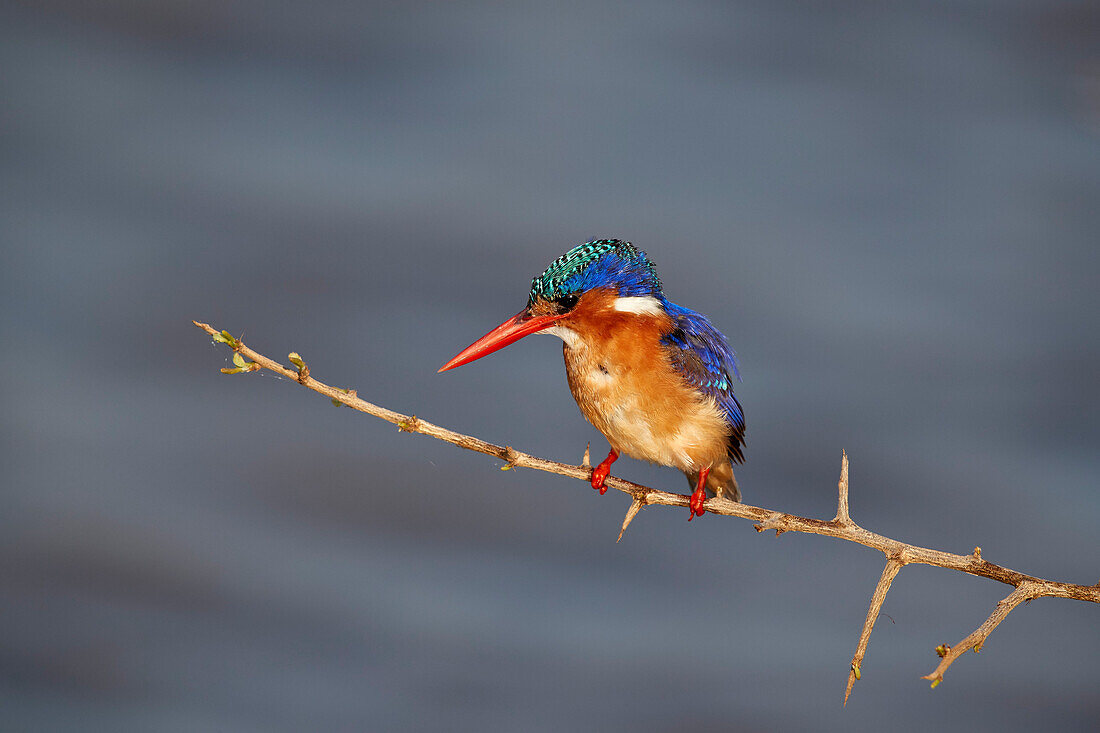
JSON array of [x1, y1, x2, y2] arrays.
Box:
[[3, 2, 1099, 731]]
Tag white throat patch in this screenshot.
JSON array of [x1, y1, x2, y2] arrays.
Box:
[[539, 325, 583, 349], [612, 295, 664, 316]]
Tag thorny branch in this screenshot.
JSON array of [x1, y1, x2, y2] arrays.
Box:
[[194, 321, 1100, 704]]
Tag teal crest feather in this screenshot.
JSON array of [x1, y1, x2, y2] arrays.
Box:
[[528, 239, 662, 302]]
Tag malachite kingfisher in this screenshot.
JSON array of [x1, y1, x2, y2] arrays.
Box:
[[439, 239, 745, 520]]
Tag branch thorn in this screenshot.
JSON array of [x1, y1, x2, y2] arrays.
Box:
[[618, 497, 644, 542], [833, 450, 852, 526]]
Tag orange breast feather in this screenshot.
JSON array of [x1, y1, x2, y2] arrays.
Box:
[[555, 289, 731, 472]]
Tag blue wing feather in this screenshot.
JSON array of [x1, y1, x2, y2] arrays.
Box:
[[661, 301, 746, 463]]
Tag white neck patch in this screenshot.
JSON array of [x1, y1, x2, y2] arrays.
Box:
[[539, 325, 583, 349], [612, 295, 664, 316]]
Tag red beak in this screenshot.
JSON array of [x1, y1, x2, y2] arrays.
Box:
[[438, 308, 566, 373]]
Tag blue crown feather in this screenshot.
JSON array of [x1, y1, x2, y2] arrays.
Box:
[[529, 239, 662, 302]]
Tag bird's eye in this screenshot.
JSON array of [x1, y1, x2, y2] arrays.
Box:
[[556, 293, 579, 312]]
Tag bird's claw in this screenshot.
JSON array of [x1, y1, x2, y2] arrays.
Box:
[[688, 487, 707, 521]]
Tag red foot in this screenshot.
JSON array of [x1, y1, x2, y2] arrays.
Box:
[[688, 468, 710, 521], [590, 449, 619, 495]]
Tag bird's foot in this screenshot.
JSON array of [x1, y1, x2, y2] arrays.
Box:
[[590, 449, 619, 495], [688, 488, 707, 520], [687, 467, 710, 521]]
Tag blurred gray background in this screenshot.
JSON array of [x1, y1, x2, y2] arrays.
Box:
[[3, 1, 1099, 731]]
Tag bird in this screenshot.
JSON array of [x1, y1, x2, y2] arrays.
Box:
[[438, 239, 745, 520]]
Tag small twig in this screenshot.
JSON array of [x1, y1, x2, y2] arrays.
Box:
[[922, 583, 1040, 687], [193, 320, 1100, 702], [845, 554, 906, 705]]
